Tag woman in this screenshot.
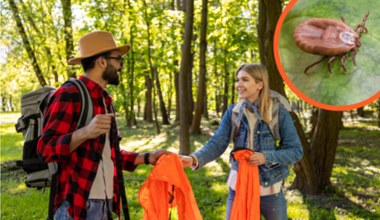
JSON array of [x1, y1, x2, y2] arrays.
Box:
[[181, 63, 303, 220]]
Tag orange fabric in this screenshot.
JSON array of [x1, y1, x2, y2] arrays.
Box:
[[138, 154, 202, 220], [230, 150, 260, 220]]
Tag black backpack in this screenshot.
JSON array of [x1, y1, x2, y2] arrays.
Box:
[[15, 78, 93, 188]]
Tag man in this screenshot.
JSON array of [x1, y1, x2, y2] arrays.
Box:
[[37, 30, 169, 220]]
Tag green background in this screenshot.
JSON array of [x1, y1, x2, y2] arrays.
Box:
[[279, 0, 380, 106]]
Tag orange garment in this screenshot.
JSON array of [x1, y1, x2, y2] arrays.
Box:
[[138, 154, 202, 220], [230, 149, 260, 220]]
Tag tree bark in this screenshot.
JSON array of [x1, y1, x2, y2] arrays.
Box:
[[61, 0, 75, 78], [257, 0, 344, 194], [175, 64, 180, 122], [357, 107, 365, 117], [154, 67, 170, 125], [222, 47, 229, 115], [191, 0, 208, 134], [257, 0, 284, 95], [144, 73, 153, 122], [19, 0, 59, 85], [179, 0, 194, 155], [9, 0, 47, 87], [202, 84, 209, 120]]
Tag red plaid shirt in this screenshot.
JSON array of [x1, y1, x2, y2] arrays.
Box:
[[37, 76, 138, 220]]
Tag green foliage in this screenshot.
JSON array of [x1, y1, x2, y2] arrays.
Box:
[[1, 113, 379, 219], [2, 0, 260, 113], [279, 0, 380, 106]]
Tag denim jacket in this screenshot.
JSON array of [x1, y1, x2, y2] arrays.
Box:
[[193, 102, 303, 187]]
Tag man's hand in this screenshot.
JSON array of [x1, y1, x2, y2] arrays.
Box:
[[149, 149, 172, 165], [83, 113, 114, 139], [70, 113, 114, 152]]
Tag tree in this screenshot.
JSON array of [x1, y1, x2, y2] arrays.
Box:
[[179, 0, 194, 155], [257, 0, 344, 194], [61, 0, 75, 78], [191, 0, 208, 134], [8, 0, 47, 87]]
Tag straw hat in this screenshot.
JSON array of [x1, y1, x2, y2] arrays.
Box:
[[68, 31, 131, 65]]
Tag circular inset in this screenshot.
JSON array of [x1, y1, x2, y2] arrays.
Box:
[[274, 0, 380, 110]]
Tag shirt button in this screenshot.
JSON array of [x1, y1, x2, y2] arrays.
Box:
[[257, 131, 260, 134]]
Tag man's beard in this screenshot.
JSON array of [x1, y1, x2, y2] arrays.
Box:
[[102, 64, 120, 85]]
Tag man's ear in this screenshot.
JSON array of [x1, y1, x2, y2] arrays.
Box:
[[97, 56, 107, 69]]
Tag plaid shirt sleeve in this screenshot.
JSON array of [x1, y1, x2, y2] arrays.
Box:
[[37, 84, 81, 162], [120, 149, 138, 171]]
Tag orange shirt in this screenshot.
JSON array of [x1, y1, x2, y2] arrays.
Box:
[[138, 154, 202, 220], [230, 149, 260, 220]]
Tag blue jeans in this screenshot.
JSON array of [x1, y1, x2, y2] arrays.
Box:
[[54, 199, 113, 220], [226, 188, 287, 220]]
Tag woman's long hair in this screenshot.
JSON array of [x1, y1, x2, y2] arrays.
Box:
[[236, 63, 272, 123]]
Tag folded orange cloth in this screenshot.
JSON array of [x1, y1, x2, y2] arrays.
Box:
[[138, 154, 202, 220], [230, 149, 260, 220]]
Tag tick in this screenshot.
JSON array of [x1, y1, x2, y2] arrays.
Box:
[[293, 12, 369, 76]]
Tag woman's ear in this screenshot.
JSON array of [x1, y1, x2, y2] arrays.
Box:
[[258, 81, 264, 90]]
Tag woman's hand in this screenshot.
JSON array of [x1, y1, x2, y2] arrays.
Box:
[[247, 152, 266, 166], [179, 155, 193, 168]]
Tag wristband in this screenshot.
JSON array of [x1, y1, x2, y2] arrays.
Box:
[[144, 153, 150, 165]]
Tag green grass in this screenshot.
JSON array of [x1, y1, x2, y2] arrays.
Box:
[[1, 112, 379, 219]]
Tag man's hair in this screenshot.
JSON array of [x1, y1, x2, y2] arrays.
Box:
[[81, 51, 110, 72]]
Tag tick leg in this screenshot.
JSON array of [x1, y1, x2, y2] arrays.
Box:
[[304, 56, 326, 75], [340, 53, 349, 73], [352, 48, 357, 65], [328, 56, 338, 77], [341, 16, 346, 23], [355, 24, 368, 36]]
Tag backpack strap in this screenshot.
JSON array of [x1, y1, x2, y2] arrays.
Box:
[[110, 105, 131, 220], [47, 78, 93, 220], [268, 90, 291, 147], [229, 100, 245, 143], [67, 78, 93, 128]]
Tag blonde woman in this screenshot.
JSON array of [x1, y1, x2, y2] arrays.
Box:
[[181, 63, 303, 220]]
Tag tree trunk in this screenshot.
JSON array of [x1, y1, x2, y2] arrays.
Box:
[[257, 0, 284, 95], [357, 107, 365, 117], [289, 112, 319, 194], [179, 0, 194, 155], [61, 0, 75, 78], [152, 74, 161, 134], [313, 110, 342, 187], [168, 68, 173, 120], [144, 73, 153, 122], [222, 47, 229, 115], [19, 0, 59, 85], [154, 67, 170, 125], [191, 0, 208, 134], [9, 0, 47, 87], [126, 0, 137, 127], [257, 0, 344, 194], [175, 65, 180, 122], [202, 84, 209, 119]]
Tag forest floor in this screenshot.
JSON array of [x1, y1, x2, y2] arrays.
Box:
[[1, 112, 379, 219]]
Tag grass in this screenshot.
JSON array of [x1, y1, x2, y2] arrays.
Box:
[[1, 112, 379, 219]]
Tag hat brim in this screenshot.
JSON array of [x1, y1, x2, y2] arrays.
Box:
[[68, 44, 131, 65]]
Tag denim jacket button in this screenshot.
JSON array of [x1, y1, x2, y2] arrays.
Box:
[[264, 182, 268, 186]]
